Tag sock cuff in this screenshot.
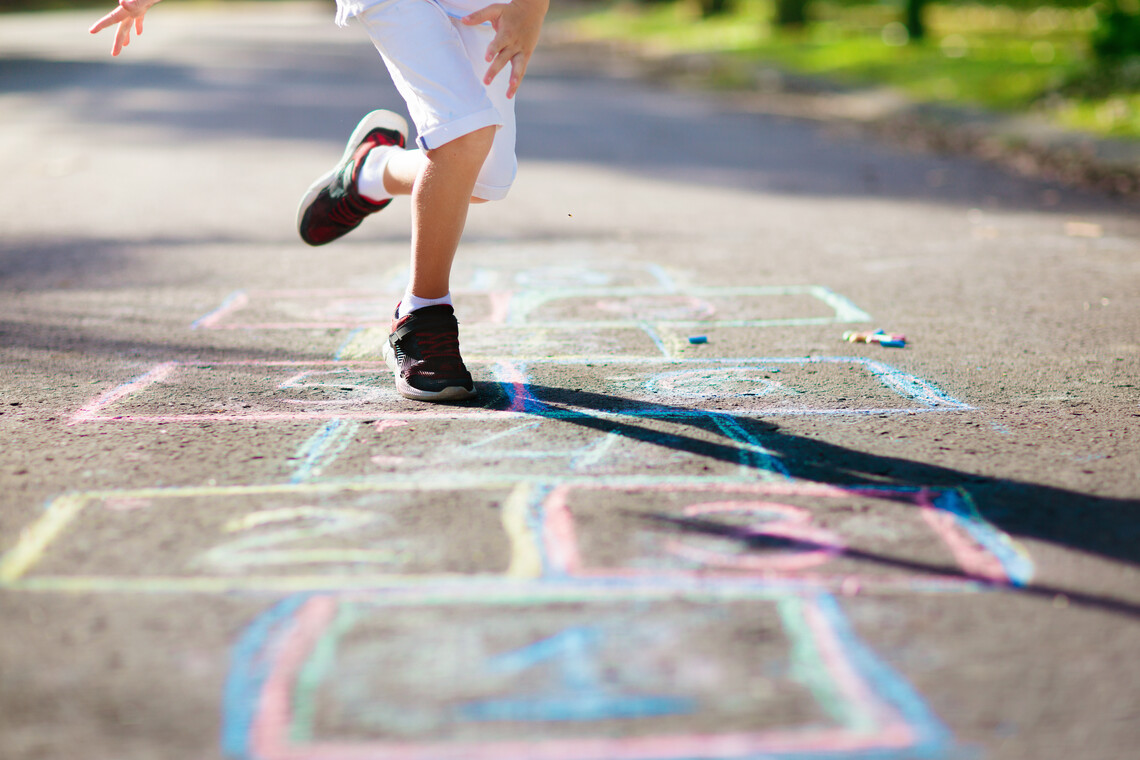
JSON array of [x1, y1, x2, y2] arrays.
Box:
[[398, 291, 452, 318], [358, 145, 399, 203]]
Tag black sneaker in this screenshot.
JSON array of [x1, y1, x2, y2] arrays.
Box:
[[297, 110, 408, 246], [384, 304, 476, 402]]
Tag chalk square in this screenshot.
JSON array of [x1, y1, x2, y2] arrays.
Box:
[[516, 358, 971, 417], [70, 361, 515, 424], [226, 593, 951, 760], [4, 483, 522, 590], [505, 285, 871, 327], [343, 417, 771, 480], [541, 482, 1021, 589], [460, 324, 668, 362]]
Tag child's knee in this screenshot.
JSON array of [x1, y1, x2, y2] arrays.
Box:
[[471, 135, 517, 202], [425, 125, 495, 164]]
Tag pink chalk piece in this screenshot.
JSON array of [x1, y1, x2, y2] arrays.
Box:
[[373, 420, 409, 432], [102, 498, 154, 512]]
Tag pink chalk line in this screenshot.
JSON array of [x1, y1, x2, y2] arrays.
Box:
[[191, 291, 249, 330], [543, 485, 582, 574], [487, 291, 513, 324], [252, 596, 338, 760], [917, 489, 1007, 584], [804, 599, 914, 746], [663, 502, 845, 572], [68, 363, 178, 425], [493, 361, 531, 414]]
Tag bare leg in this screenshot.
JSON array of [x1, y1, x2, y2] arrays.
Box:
[[381, 127, 495, 300]]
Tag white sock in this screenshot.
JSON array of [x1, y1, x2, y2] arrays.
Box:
[[398, 291, 452, 318], [357, 144, 400, 203]]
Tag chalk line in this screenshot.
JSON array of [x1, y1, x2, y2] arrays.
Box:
[[502, 483, 543, 580], [289, 419, 361, 484], [191, 290, 248, 330], [68, 362, 178, 425], [0, 493, 88, 585]]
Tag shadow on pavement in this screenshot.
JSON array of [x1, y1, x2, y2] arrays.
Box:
[[483, 381, 1140, 619]]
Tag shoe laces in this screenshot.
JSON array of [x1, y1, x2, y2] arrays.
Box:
[[411, 327, 462, 362]]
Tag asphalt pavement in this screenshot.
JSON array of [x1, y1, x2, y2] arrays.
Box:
[[1, 4, 1139, 760]]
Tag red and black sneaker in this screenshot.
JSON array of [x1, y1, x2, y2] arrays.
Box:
[[384, 304, 476, 402], [297, 110, 408, 246]]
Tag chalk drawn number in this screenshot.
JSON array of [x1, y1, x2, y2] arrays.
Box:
[[194, 507, 405, 570], [460, 626, 694, 723], [664, 501, 845, 572]]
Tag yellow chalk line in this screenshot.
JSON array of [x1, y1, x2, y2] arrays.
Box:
[[336, 327, 389, 360], [0, 493, 89, 585], [501, 482, 542, 579]]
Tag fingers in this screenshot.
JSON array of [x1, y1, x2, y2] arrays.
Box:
[[114, 18, 133, 56], [89, 7, 125, 35], [482, 47, 511, 87], [506, 53, 526, 99], [90, 0, 156, 55], [461, 4, 501, 27], [464, 0, 546, 94]]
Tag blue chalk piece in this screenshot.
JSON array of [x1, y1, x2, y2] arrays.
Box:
[[878, 340, 906, 348], [688, 336, 708, 344]]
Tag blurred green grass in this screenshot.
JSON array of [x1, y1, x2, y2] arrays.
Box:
[[566, 0, 1140, 139]]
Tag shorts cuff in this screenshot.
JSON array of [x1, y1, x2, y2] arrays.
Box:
[[472, 180, 512, 202], [415, 108, 503, 150]]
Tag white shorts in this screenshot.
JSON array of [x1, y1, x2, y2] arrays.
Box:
[[339, 0, 517, 201]]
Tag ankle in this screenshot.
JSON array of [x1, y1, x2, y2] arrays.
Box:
[[398, 291, 452, 318], [357, 145, 401, 203]]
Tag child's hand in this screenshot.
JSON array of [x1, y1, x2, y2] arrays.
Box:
[[89, 0, 163, 57], [462, 0, 549, 99]]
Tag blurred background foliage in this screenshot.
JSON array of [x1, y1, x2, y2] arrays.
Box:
[[569, 0, 1140, 138], [1, 0, 1136, 138]]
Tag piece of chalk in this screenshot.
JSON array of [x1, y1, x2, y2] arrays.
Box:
[[688, 336, 708, 344], [877, 339, 906, 348]]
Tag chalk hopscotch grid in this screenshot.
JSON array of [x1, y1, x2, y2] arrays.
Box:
[[221, 592, 954, 760], [0, 479, 1032, 593], [14, 270, 988, 759]]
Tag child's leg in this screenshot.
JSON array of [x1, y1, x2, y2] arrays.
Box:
[[349, 0, 516, 401], [356, 0, 511, 307], [358, 122, 493, 305], [407, 125, 495, 300]]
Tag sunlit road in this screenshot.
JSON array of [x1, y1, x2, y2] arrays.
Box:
[[2, 4, 1139, 760]]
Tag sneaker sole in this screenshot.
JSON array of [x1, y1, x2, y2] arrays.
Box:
[[295, 109, 409, 236], [383, 341, 477, 403]]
